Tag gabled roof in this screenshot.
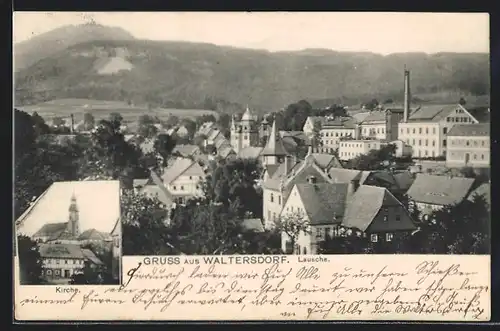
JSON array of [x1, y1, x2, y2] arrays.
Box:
[[406, 174, 476, 206], [81, 249, 105, 265], [295, 183, 349, 225], [351, 112, 371, 123], [78, 229, 109, 241], [310, 153, 343, 170], [172, 144, 200, 157], [262, 121, 288, 156], [407, 104, 477, 123], [161, 158, 198, 184], [321, 117, 357, 129], [328, 168, 364, 183], [39, 243, 86, 259], [133, 178, 151, 188], [360, 111, 387, 123], [393, 171, 415, 192], [33, 222, 68, 240], [467, 182, 490, 210], [342, 185, 415, 232], [238, 146, 264, 159], [218, 145, 236, 158], [447, 123, 490, 137], [16, 181, 121, 237], [138, 169, 175, 206]]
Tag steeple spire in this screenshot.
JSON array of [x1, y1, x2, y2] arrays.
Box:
[[261, 120, 287, 156], [68, 192, 80, 237]]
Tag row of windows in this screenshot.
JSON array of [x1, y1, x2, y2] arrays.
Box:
[[401, 126, 449, 135], [45, 259, 83, 265], [339, 151, 362, 158], [450, 139, 488, 147], [448, 152, 487, 160], [312, 228, 394, 243], [172, 184, 202, 191], [340, 143, 375, 149], [446, 116, 474, 123], [362, 127, 385, 135], [269, 193, 282, 204], [322, 131, 353, 137], [404, 138, 447, 147]]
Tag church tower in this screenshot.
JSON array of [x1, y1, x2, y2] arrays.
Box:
[[67, 193, 80, 237], [261, 120, 288, 166], [230, 106, 259, 153]]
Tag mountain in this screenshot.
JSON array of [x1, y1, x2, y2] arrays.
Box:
[[14, 38, 490, 112], [14, 24, 135, 71]]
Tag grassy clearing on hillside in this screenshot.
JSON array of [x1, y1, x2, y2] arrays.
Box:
[[16, 98, 219, 123]]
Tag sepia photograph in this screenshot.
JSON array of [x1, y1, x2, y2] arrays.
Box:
[[14, 12, 490, 260]]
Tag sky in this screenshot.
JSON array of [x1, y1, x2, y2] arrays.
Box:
[[13, 12, 489, 54]]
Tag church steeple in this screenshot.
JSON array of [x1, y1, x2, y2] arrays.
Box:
[[67, 192, 80, 237], [261, 120, 288, 166]]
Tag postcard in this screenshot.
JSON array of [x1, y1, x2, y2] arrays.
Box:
[[13, 11, 490, 322]]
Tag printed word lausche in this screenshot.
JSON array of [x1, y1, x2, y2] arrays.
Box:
[[142, 256, 289, 266]]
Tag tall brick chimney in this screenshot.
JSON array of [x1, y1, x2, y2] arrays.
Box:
[[403, 67, 411, 123], [70, 114, 75, 134]]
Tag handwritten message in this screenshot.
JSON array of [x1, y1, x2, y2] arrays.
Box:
[[14, 255, 490, 321]]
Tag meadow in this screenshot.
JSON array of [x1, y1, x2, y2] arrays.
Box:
[[17, 98, 219, 124]]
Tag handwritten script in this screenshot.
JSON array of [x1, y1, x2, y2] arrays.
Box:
[[15, 255, 490, 321]]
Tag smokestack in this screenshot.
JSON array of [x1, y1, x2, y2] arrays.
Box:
[[403, 67, 410, 123], [70, 114, 75, 134]]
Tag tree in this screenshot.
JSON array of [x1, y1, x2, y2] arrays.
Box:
[[217, 113, 231, 131], [17, 235, 44, 285], [180, 118, 197, 139], [165, 115, 179, 128], [459, 97, 467, 105], [311, 120, 323, 149], [109, 112, 123, 125], [283, 100, 313, 131], [276, 211, 310, 254], [83, 112, 95, 131], [411, 196, 490, 254], [384, 98, 394, 104], [52, 117, 65, 127], [31, 112, 50, 136], [121, 190, 177, 255], [154, 134, 176, 166], [345, 143, 396, 171], [137, 115, 158, 139], [195, 114, 217, 128], [364, 99, 379, 110], [204, 158, 263, 218]]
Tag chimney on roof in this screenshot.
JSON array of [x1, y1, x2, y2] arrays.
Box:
[[284, 155, 291, 175], [403, 67, 411, 123], [307, 145, 313, 156], [307, 175, 317, 184], [70, 114, 75, 134], [347, 179, 359, 198]]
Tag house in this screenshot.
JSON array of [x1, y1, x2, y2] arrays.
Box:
[[280, 178, 416, 254], [161, 158, 206, 204], [262, 147, 340, 227], [134, 169, 175, 208], [319, 117, 360, 153], [358, 107, 405, 141], [172, 144, 201, 158], [230, 107, 259, 153], [15, 180, 121, 283], [396, 69, 480, 159], [390, 140, 413, 158], [405, 174, 476, 216], [338, 139, 384, 161], [467, 182, 491, 211], [445, 123, 490, 168]]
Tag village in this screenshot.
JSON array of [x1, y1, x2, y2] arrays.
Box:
[[14, 67, 491, 284]]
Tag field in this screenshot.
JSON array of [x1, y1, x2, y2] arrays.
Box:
[[16, 98, 219, 124]]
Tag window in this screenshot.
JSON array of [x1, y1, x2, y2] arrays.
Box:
[[432, 140, 435, 147], [425, 128, 429, 134], [367, 144, 371, 148], [316, 228, 323, 238], [325, 227, 330, 237], [481, 154, 485, 160], [55, 269, 60, 276], [268, 211, 271, 220], [413, 128, 416, 134], [412, 139, 415, 145], [278, 195, 282, 205], [189, 176, 192, 180], [270, 193, 274, 203], [419, 128, 422, 134], [65, 260, 68, 265], [56, 260, 60, 264], [46, 269, 52, 275], [443, 140, 447, 147], [418, 140, 421, 146], [407, 128, 409, 134], [395, 215, 401, 221], [244, 135, 248, 140], [383, 215, 388, 222], [447, 117, 451, 122], [443, 128, 448, 134], [432, 128, 436, 134], [386, 233, 393, 242], [466, 140, 470, 146], [425, 139, 428, 146], [370, 234, 378, 243], [180, 186, 184, 190], [425, 150, 428, 156], [303, 247, 307, 254], [273, 212, 276, 221], [173, 186, 177, 190], [473, 154, 477, 160]]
